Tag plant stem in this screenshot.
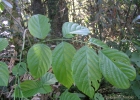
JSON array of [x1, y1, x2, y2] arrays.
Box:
[[14, 29, 28, 100], [1, 3, 24, 32], [44, 38, 88, 44]]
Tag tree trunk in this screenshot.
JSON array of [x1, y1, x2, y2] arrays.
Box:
[[31, 0, 46, 15], [47, 0, 69, 37]]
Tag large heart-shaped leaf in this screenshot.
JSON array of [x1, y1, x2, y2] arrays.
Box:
[[27, 44, 52, 78], [21, 80, 51, 97], [60, 90, 80, 100], [89, 38, 108, 48], [99, 48, 136, 89], [0, 62, 9, 86], [0, 38, 8, 51], [62, 22, 90, 38], [72, 46, 102, 98], [28, 14, 51, 39], [52, 42, 76, 88]]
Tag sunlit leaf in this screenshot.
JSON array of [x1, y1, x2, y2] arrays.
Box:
[[89, 38, 108, 48], [52, 42, 76, 88], [72, 46, 102, 98], [0, 38, 8, 52], [62, 22, 90, 38], [27, 44, 52, 78], [2, 0, 12, 8], [0, 3, 4, 12], [132, 15, 140, 24], [28, 14, 51, 39], [99, 48, 136, 89], [0, 62, 9, 86], [60, 90, 81, 100]]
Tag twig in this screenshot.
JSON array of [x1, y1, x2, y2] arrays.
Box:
[[13, 29, 28, 100], [124, 0, 132, 27], [1, 2, 24, 32]]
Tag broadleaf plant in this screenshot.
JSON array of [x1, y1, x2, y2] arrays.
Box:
[[40, 72, 58, 85], [89, 38, 108, 48], [20, 80, 52, 97], [130, 52, 140, 67], [71, 46, 102, 98], [62, 22, 90, 38], [60, 90, 81, 100], [99, 48, 136, 89], [12, 62, 27, 76], [94, 93, 104, 100], [0, 62, 9, 86], [28, 14, 51, 39], [15, 73, 56, 98], [0, 38, 8, 51], [0, 14, 136, 99], [27, 44, 52, 78], [52, 42, 76, 88]]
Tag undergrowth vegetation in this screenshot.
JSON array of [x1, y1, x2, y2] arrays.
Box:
[[0, 0, 140, 100]]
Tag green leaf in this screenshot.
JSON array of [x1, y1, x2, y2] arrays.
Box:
[[41, 72, 57, 85], [131, 75, 140, 99], [130, 52, 140, 67], [60, 90, 81, 100], [99, 48, 136, 89], [72, 46, 102, 98], [94, 93, 104, 100], [12, 62, 27, 76], [38, 84, 52, 94], [131, 81, 140, 99], [12, 86, 23, 98], [2, 0, 13, 8], [20, 80, 52, 97], [52, 42, 76, 88], [0, 3, 4, 12], [28, 14, 51, 39], [0, 38, 8, 51], [89, 38, 108, 48], [0, 62, 9, 86], [20, 80, 40, 97], [62, 22, 90, 38], [27, 44, 52, 78]]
